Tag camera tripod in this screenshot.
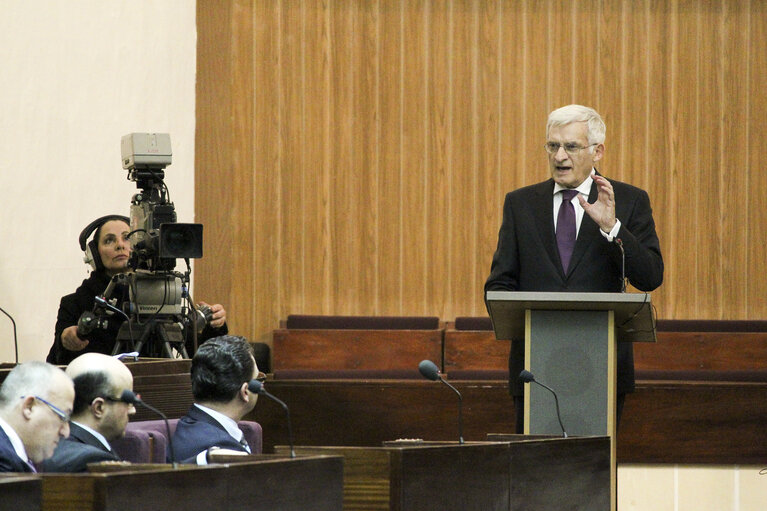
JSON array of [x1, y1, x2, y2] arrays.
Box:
[[112, 317, 189, 359]]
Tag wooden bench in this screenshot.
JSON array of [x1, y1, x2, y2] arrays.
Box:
[[271, 315, 443, 379]]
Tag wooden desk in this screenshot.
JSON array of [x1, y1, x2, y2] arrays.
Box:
[[488, 435, 611, 511], [275, 443, 510, 511], [40, 455, 343, 511], [0, 475, 41, 511], [275, 438, 610, 511]]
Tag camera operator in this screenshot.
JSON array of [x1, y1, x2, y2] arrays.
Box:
[[46, 215, 227, 365]]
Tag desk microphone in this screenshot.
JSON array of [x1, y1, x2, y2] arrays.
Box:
[[248, 380, 295, 458], [418, 360, 464, 444], [0, 306, 18, 364], [120, 390, 178, 467], [615, 238, 627, 292], [518, 370, 567, 438]]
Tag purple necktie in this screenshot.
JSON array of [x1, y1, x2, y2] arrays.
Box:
[[556, 189, 579, 272]]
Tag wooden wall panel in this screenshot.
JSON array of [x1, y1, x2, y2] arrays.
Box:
[[749, 0, 767, 317], [196, 0, 767, 345], [401, 0, 427, 314], [378, 0, 401, 313]]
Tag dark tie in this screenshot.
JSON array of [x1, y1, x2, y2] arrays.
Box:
[[556, 189, 579, 272]]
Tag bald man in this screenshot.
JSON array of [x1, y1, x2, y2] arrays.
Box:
[[41, 353, 136, 472], [0, 361, 74, 472]]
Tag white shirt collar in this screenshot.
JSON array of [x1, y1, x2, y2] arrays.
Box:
[[0, 415, 30, 463], [71, 420, 112, 451], [553, 168, 596, 197], [193, 403, 243, 442]]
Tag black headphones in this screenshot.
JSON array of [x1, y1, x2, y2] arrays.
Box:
[[79, 215, 130, 271]]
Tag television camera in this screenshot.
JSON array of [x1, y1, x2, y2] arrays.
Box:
[[79, 133, 209, 358]]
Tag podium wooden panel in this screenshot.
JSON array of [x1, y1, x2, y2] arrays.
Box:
[[39, 455, 343, 511], [487, 435, 611, 511], [0, 475, 41, 511], [274, 443, 510, 511]]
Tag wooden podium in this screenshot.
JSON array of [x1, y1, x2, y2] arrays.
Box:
[[486, 291, 655, 510]]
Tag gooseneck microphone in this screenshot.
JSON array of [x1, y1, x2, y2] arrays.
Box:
[[120, 390, 178, 467], [0, 306, 18, 364], [418, 360, 464, 444], [518, 370, 567, 438], [615, 238, 627, 292], [248, 380, 295, 458]]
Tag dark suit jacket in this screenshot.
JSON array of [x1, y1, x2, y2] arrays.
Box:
[[172, 405, 249, 464], [0, 427, 34, 473], [41, 422, 119, 473], [485, 175, 664, 395]]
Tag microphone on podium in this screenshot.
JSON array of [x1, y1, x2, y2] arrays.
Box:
[[518, 370, 568, 438], [418, 360, 464, 444], [120, 389, 178, 467], [248, 379, 295, 458]]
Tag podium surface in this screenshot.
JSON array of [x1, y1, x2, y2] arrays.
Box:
[[485, 291, 656, 343]]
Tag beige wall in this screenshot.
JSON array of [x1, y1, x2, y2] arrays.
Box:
[[618, 465, 767, 511], [0, 0, 197, 362]]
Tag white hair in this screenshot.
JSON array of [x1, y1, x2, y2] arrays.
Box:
[[0, 361, 68, 410], [547, 104, 606, 145]]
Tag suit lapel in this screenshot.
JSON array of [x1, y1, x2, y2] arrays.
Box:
[[532, 180, 563, 273], [567, 178, 601, 276], [69, 423, 110, 452]]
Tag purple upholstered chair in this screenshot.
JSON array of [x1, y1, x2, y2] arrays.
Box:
[[116, 418, 263, 462]]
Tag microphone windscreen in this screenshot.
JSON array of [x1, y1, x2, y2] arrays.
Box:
[[418, 360, 441, 381], [248, 379, 265, 394], [120, 389, 140, 404], [518, 370, 536, 383]]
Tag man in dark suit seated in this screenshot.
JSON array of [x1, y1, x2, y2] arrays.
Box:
[[485, 104, 664, 433], [42, 353, 135, 472], [0, 361, 75, 472], [172, 335, 262, 464]]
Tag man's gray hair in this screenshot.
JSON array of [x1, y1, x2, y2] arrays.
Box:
[[0, 362, 66, 410], [547, 104, 606, 145]]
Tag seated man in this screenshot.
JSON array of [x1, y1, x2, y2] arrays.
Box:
[[172, 335, 261, 464], [0, 361, 74, 472], [42, 353, 136, 472]]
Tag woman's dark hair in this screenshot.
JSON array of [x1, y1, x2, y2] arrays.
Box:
[[190, 335, 254, 402]]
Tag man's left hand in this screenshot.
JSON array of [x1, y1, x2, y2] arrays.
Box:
[[199, 301, 227, 329], [579, 174, 617, 233]]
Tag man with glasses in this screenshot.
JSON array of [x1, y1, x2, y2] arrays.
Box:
[[485, 104, 664, 433], [172, 335, 261, 464], [41, 353, 136, 472], [0, 361, 74, 472]]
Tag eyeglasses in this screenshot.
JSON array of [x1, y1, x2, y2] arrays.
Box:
[[544, 142, 597, 155], [255, 371, 267, 383], [24, 395, 71, 423], [102, 395, 134, 405]]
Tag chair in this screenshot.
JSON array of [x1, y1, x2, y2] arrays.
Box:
[[111, 427, 167, 463], [119, 418, 263, 462]]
